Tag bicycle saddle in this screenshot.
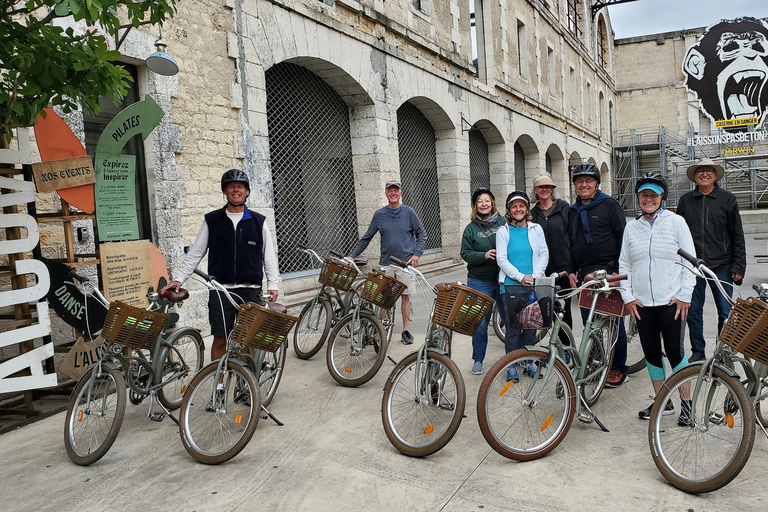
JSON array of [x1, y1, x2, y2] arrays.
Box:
[[160, 287, 189, 302], [352, 256, 368, 266], [266, 302, 288, 314]]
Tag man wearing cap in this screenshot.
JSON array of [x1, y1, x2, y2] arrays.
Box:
[[567, 163, 630, 388], [676, 157, 746, 362], [349, 180, 427, 345]]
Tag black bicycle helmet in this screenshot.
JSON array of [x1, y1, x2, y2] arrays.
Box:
[[221, 168, 250, 192], [471, 187, 495, 206], [635, 172, 668, 201], [505, 190, 530, 207], [570, 163, 601, 184]]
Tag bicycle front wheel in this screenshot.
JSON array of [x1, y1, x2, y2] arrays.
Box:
[[580, 317, 615, 407], [381, 351, 466, 457], [158, 328, 204, 410], [179, 361, 261, 464], [649, 364, 755, 493], [478, 350, 575, 461], [293, 298, 332, 359], [259, 343, 286, 407], [64, 365, 126, 466], [625, 315, 646, 375], [326, 312, 387, 387]]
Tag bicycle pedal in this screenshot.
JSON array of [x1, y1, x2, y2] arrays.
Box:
[[577, 411, 594, 424], [149, 412, 165, 422]]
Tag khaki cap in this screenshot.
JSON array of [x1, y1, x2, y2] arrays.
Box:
[[532, 174, 556, 188]]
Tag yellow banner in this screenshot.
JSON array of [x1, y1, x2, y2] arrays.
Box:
[[715, 117, 759, 128]]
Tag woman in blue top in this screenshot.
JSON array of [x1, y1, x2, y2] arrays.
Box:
[[496, 191, 549, 381]]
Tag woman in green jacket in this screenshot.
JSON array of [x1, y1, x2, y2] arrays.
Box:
[[460, 188, 506, 375]]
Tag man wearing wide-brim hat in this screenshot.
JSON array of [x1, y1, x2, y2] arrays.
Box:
[[676, 157, 746, 363]]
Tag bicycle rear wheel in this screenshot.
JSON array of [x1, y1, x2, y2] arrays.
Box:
[[64, 365, 126, 466], [259, 343, 286, 407], [326, 311, 387, 387], [625, 315, 646, 375], [492, 304, 505, 342], [179, 361, 261, 464], [293, 298, 332, 359], [648, 364, 755, 493], [158, 328, 204, 410], [756, 380, 768, 428], [381, 351, 466, 457], [580, 316, 615, 407], [477, 350, 575, 461]]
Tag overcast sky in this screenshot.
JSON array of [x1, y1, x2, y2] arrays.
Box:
[[607, 0, 768, 39]]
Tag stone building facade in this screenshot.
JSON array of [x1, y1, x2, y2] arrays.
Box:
[[21, 0, 619, 337]]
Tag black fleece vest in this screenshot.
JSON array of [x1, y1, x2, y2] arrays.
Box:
[[204, 206, 265, 285]]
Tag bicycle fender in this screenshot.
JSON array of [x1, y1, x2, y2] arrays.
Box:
[[676, 361, 740, 381]]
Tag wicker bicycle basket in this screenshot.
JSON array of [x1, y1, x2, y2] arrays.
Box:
[[431, 283, 495, 336], [230, 302, 299, 353], [101, 300, 170, 350], [318, 258, 357, 291], [719, 297, 768, 366], [361, 270, 407, 310]]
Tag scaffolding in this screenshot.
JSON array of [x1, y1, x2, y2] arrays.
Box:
[[613, 125, 768, 215]]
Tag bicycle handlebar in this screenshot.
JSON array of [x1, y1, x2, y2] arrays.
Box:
[[389, 256, 407, 268], [69, 270, 89, 284], [676, 249, 736, 307]]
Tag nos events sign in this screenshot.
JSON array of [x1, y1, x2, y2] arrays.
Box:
[[683, 17, 768, 133]]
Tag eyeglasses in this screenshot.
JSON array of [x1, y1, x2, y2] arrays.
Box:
[[695, 168, 715, 175], [574, 178, 596, 185]]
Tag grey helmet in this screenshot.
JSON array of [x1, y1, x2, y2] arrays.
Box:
[[570, 163, 601, 184], [221, 168, 250, 192]]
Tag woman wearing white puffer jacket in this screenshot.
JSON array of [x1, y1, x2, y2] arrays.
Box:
[[618, 173, 696, 424]]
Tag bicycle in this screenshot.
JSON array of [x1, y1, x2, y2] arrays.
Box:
[[178, 269, 298, 464], [647, 249, 768, 493], [325, 257, 404, 387], [625, 315, 647, 374], [381, 257, 494, 457], [476, 270, 625, 461], [64, 274, 204, 466], [292, 246, 367, 359]]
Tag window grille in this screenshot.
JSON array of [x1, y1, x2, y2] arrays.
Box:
[[396, 102, 442, 251], [266, 63, 359, 275], [514, 142, 526, 191], [469, 130, 490, 192]]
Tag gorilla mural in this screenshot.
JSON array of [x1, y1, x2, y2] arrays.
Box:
[[683, 17, 768, 132]]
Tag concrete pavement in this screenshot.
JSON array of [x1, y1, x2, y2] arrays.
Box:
[[2, 235, 768, 511]]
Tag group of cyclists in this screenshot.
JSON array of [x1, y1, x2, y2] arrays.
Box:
[[163, 160, 746, 423]]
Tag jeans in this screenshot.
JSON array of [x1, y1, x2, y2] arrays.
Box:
[[467, 278, 506, 363], [577, 268, 627, 373], [687, 264, 733, 356]]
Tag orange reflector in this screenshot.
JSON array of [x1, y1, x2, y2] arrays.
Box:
[[235, 413, 243, 426], [345, 367, 352, 373], [541, 413, 554, 431], [499, 380, 514, 397], [424, 426, 435, 435], [77, 410, 84, 422], [181, 385, 187, 394], [726, 413, 734, 428]]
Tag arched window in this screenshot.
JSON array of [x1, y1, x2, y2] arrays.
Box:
[[469, 130, 490, 192], [597, 16, 609, 68]]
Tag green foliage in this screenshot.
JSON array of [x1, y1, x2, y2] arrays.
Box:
[[1, 0, 178, 143]]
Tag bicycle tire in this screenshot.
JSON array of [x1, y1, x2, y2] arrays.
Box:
[[757, 381, 768, 428], [326, 311, 387, 387], [492, 304, 505, 341], [477, 349, 575, 461], [259, 342, 286, 407], [625, 315, 646, 375], [64, 365, 126, 466], [293, 298, 332, 359], [580, 317, 615, 407], [381, 351, 466, 457], [648, 364, 755, 493], [179, 360, 261, 464], [157, 328, 204, 410]]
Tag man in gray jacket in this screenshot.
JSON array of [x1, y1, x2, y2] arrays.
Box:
[[349, 181, 426, 344], [676, 157, 746, 362]]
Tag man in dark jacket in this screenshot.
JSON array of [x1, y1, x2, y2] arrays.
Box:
[[676, 157, 746, 362], [163, 169, 279, 360], [567, 163, 629, 388]]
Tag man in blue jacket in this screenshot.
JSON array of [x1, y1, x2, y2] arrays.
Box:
[[349, 181, 426, 345], [676, 157, 746, 362], [163, 169, 279, 360], [567, 163, 629, 388]]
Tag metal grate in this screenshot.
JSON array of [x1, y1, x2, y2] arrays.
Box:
[[266, 63, 359, 275], [396, 102, 442, 251], [514, 142, 526, 191], [469, 130, 490, 193]]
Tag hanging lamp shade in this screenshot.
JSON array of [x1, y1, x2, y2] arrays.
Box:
[[145, 38, 178, 76]]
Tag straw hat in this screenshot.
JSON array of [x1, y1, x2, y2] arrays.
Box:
[[686, 157, 725, 182], [532, 174, 556, 188]]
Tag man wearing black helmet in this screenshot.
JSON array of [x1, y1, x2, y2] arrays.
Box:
[[567, 163, 629, 388], [162, 169, 279, 360]]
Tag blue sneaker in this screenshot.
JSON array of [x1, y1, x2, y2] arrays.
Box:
[[523, 362, 536, 378], [471, 361, 483, 375], [564, 351, 571, 364], [506, 365, 519, 382]]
